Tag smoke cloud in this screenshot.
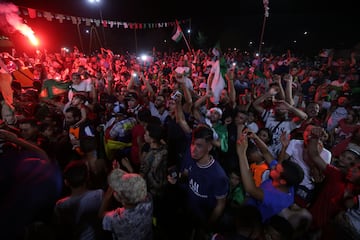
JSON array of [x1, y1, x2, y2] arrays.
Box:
[[0, 3, 38, 46]]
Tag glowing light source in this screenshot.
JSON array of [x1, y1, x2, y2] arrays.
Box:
[[140, 54, 148, 61], [28, 34, 39, 46], [3, 4, 39, 47]]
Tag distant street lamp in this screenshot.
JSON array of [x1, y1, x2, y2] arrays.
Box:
[[88, 0, 106, 47], [187, 29, 191, 45]]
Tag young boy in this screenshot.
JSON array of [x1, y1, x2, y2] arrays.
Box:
[[70, 93, 88, 128], [236, 132, 304, 222]]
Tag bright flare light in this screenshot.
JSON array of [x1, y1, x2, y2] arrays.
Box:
[[28, 34, 39, 46], [4, 4, 39, 47]]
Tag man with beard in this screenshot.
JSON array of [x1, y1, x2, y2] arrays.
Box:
[[149, 94, 169, 125]]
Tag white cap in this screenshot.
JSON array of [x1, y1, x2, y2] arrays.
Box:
[[209, 107, 223, 117]]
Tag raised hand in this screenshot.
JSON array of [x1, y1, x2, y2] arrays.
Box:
[[283, 74, 293, 82], [280, 131, 290, 148], [236, 134, 248, 156]]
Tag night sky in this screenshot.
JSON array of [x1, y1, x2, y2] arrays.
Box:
[[3, 0, 360, 56]]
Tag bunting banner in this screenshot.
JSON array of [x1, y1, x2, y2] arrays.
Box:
[[28, 8, 36, 18], [263, 0, 270, 17], [15, 4, 189, 30]]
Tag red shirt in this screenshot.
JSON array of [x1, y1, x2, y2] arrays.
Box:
[[309, 164, 351, 230], [130, 124, 145, 167]]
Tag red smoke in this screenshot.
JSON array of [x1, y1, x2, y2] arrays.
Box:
[[0, 3, 39, 46]]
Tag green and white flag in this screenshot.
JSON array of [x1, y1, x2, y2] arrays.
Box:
[[40, 79, 71, 99], [208, 43, 227, 104], [171, 22, 182, 42]]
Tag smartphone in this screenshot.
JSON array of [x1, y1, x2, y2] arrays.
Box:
[[168, 166, 178, 179], [171, 90, 182, 100]]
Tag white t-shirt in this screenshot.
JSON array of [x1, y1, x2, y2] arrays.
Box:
[[262, 109, 297, 157], [286, 139, 332, 190], [68, 78, 93, 101], [326, 107, 348, 131]]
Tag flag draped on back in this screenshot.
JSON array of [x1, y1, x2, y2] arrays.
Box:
[[171, 21, 182, 42]]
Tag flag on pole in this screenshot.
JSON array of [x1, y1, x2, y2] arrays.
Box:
[[207, 43, 227, 105], [171, 21, 182, 42]]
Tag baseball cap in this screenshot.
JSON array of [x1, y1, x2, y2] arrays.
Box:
[[346, 143, 360, 158]]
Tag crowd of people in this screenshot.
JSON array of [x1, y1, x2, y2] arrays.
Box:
[[0, 45, 360, 240]]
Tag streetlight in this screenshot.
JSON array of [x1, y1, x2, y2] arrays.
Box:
[[187, 29, 191, 46], [88, 0, 106, 47]]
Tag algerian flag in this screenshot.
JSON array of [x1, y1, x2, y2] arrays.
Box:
[[40, 79, 71, 99], [208, 59, 226, 105], [171, 22, 182, 42], [207, 43, 228, 104]]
